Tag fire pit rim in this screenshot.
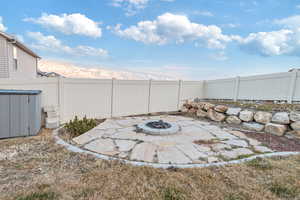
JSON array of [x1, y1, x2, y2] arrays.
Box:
[[136, 119, 181, 136]]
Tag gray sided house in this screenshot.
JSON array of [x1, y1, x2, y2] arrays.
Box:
[[0, 31, 40, 79]]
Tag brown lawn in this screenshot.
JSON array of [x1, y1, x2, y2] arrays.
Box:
[[0, 129, 300, 200]]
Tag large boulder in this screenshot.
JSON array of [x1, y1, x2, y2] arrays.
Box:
[[180, 105, 189, 112], [196, 109, 208, 118], [226, 107, 242, 116], [242, 122, 264, 132], [203, 103, 215, 111], [290, 111, 300, 122], [239, 110, 254, 122], [254, 111, 272, 124], [291, 121, 300, 131], [214, 105, 228, 113], [265, 123, 287, 136], [207, 109, 226, 122], [272, 112, 290, 125], [226, 116, 242, 125]]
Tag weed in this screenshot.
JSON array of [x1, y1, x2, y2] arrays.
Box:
[[161, 186, 186, 200], [16, 191, 57, 200], [269, 182, 299, 198], [247, 158, 273, 170]]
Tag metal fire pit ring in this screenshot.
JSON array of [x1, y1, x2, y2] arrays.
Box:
[[136, 120, 181, 136]]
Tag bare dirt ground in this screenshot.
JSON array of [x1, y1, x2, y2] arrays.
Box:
[[0, 129, 300, 200]]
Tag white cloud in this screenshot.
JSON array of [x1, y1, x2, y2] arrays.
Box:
[[193, 11, 214, 17], [113, 13, 237, 49], [238, 15, 300, 56], [0, 17, 7, 32], [111, 0, 149, 16], [296, 4, 300, 9], [239, 29, 295, 56], [24, 13, 102, 38], [274, 15, 300, 29], [161, 0, 175, 2], [27, 32, 108, 57]]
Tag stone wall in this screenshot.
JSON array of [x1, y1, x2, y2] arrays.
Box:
[[181, 101, 300, 137]]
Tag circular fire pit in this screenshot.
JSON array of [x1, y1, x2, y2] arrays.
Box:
[[136, 120, 180, 135]]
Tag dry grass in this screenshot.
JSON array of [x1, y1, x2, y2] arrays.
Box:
[[0, 129, 300, 200]]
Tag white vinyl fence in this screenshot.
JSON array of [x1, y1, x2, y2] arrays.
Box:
[[0, 70, 299, 123], [0, 78, 204, 122], [204, 70, 300, 103]]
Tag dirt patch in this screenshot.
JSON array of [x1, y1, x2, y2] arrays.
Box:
[[244, 132, 300, 152]]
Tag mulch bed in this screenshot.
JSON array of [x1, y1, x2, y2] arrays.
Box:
[[244, 132, 300, 152]]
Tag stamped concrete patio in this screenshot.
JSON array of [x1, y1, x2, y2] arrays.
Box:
[[72, 115, 273, 165]]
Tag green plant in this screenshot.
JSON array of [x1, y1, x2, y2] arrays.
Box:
[[64, 116, 97, 138], [269, 182, 299, 198], [247, 158, 273, 170], [161, 186, 186, 200], [16, 191, 57, 200]]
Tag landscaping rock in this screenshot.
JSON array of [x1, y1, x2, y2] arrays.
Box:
[[203, 102, 215, 111], [253, 145, 273, 153], [214, 105, 228, 113], [239, 110, 254, 122], [272, 112, 290, 125], [207, 109, 226, 122], [265, 123, 287, 136], [188, 108, 197, 114], [290, 111, 300, 122], [223, 139, 248, 148], [130, 143, 157, 162], [291, 121, 300, 131], [254, 111, 272, 124], [157, 146, 191, 164], [180, 105, 189, 113], [196, 109, 208, 118], [226, 107, 242, 116], [220, 148, 253, 160], [242, 122, 264, 132], [226, 116, 242, 125]]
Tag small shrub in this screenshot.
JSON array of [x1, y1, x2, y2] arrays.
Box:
[[161, 186, 186, 200], [224, 193, 246, 200], [16, 191, 57, 200], [64, 116, 97, 138], [269, 182, 299, 198], [247, 158, 273, 170]]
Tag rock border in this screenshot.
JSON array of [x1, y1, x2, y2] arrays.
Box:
[[182, 101, 300, 137], [53, 128, 300, 169]]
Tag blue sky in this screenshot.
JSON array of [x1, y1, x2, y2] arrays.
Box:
[[1, 0, 300, 80]]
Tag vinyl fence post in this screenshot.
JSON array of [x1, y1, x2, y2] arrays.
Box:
[[177, 80, 182, 110], [147, 79, 152, 113], [58, 77, 64, 123], [287, 70, 297, 104], [234, 76, 240, 102]]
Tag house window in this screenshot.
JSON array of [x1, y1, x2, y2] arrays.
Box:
[[13, 46, 18, 71]]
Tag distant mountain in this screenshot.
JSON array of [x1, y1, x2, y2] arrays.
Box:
[[38, 60, 179, 80]]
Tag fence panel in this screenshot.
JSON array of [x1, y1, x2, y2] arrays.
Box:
[[62, 78, 112, 121], [293, 71, 300, 101], [204, 78, 235, 100], [238, 72, 291, 100], [0, 78, 58, 107], [149, 81, 180, 113], [180, 81, 204, 105], [112, 80, 149, 117]]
